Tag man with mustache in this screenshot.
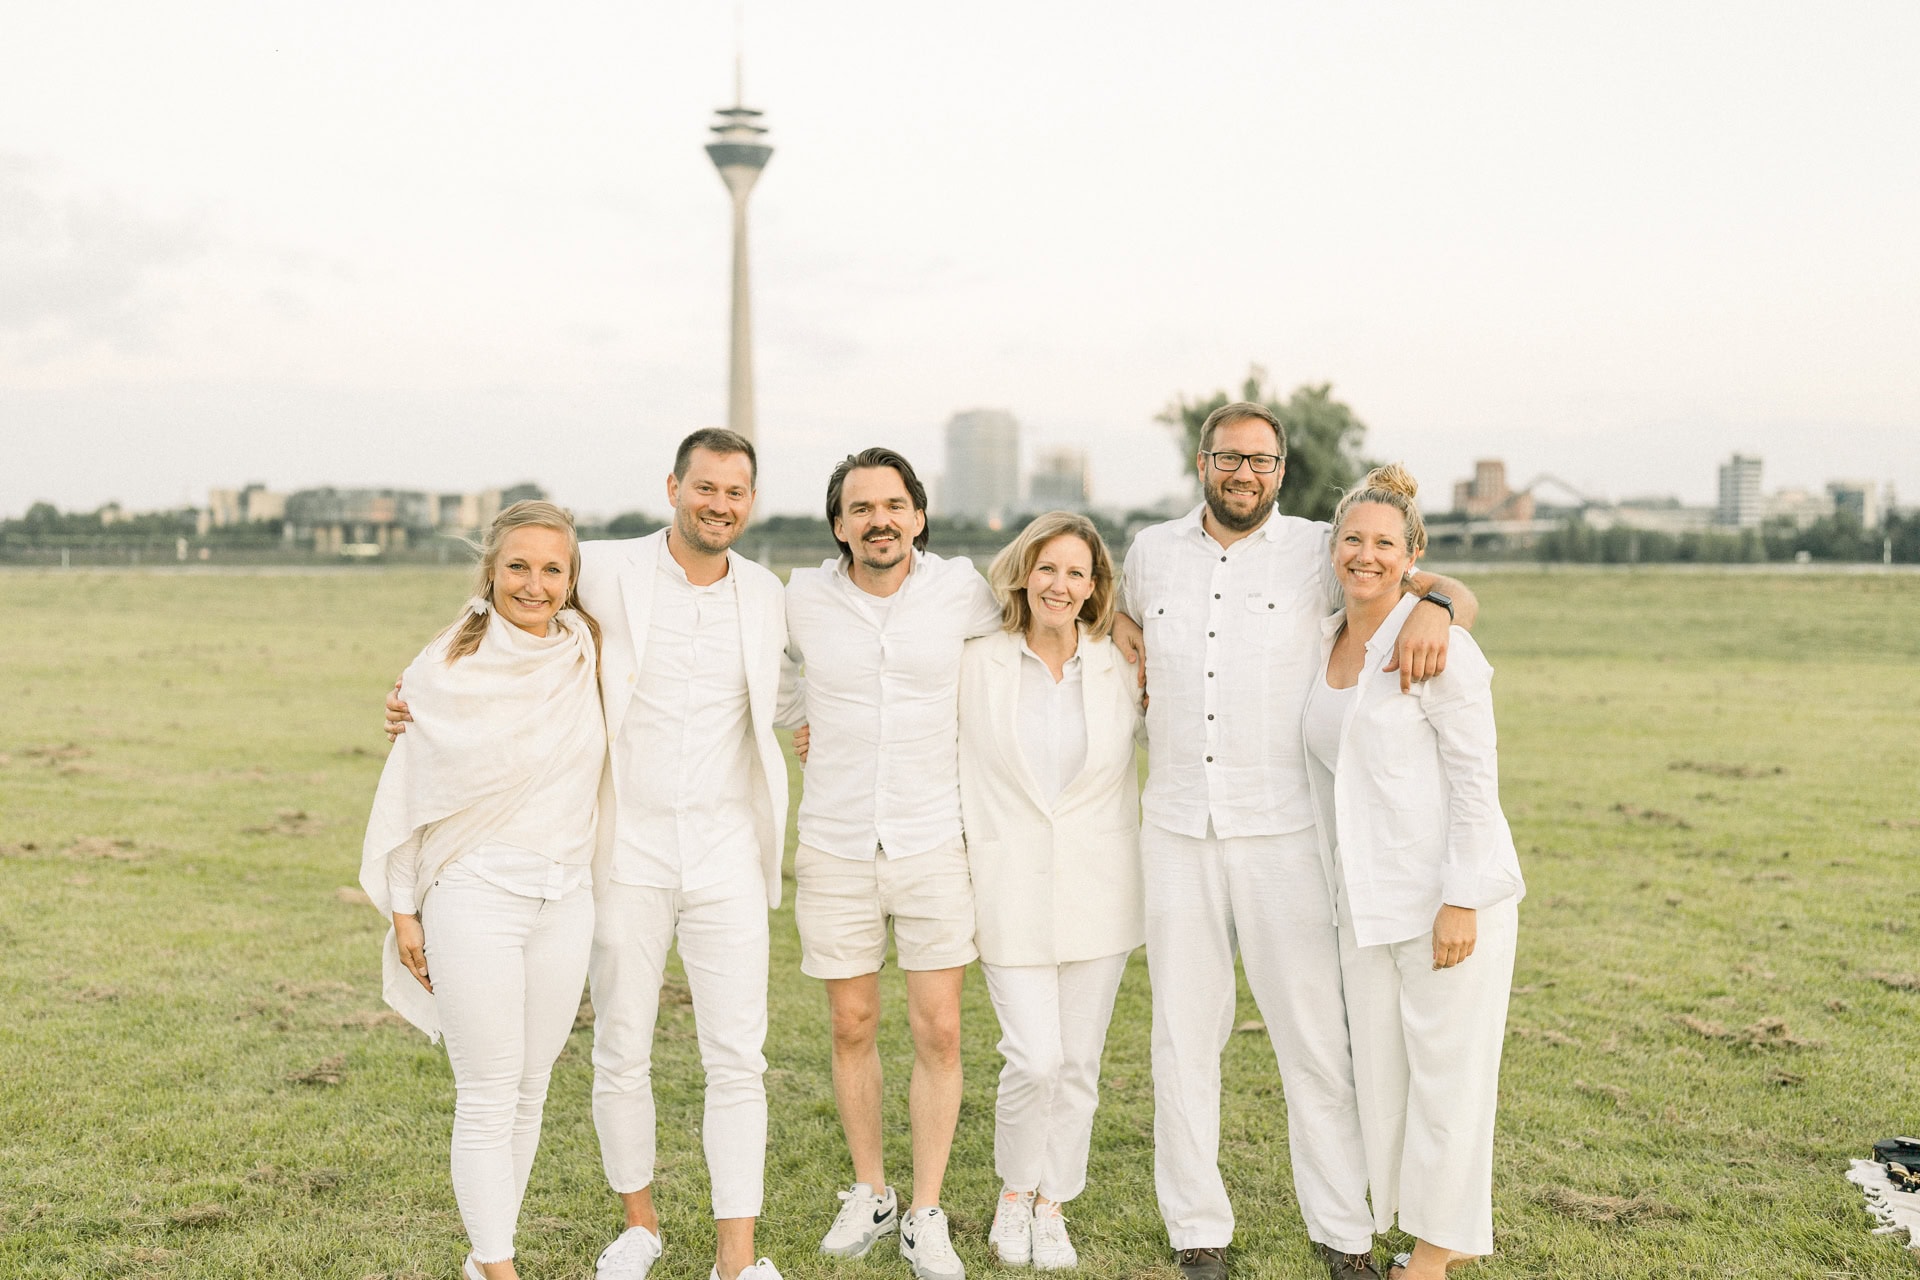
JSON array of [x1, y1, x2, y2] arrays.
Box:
[[778, 447, 1003, 1280], [387, 428, 789, 1280], [1118, 403, 1478, 1280]]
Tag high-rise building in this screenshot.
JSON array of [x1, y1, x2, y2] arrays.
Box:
[[942, 409, 1021, 527], [1827, 479, 1881, 529], [1450, 459, 1534, 521], [1028, 447, 1090, 513], [705, 66, 773, 445], [1716, 454, 1764, 527]]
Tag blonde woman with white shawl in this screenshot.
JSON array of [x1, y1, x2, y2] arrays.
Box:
[[361, 501, 606, 1280]]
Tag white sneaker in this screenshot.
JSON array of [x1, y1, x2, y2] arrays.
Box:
[[715, 1260, 783, 1280], [1030, 1201, 1077, 1271], [597, 1224, 664, 1280], [988, 1187, 1035, 1265], [900, 1205, 966, 1280], [819, 1182, 899, 1258]]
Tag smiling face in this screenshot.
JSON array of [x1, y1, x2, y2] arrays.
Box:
[[668, 446, 755, 555], [833, 465, 926, 574], [1024, 533, 1095, 636], [490, 524, 575, 635], [1198, 415, 1285, 534], [1332, 500, 1420, 606]]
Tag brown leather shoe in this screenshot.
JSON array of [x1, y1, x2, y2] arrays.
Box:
[[1314, 1241, 1381, 1277], [1177, 1246, 1228, 1279]]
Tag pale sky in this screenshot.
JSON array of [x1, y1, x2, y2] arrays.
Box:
[[3, 1, 1916, 521]]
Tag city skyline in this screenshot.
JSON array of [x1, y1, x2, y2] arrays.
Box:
[[3, 3, 1916, 521]]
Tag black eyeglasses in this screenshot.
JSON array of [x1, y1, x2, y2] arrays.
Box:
[[1203, 451, 1284, 474]]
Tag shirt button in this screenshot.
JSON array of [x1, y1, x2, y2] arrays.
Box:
[[1208, 631, 1215, 638], [1206, 755, 1214, 762], [1208, 713, 1214, 720], [1214, 593, 1221, 599], [1220, 555, 1226, 562], [1208, 671, 1214, 677]]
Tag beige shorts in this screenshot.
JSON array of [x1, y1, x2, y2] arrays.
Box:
[[795, 837, 978, 979]]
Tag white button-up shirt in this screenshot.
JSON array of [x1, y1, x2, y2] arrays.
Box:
[[1120, 503, 1339, 839], [609, 540, 759, 893], [784, 550, 1003, 860], [1017, 641, 1087, 810]]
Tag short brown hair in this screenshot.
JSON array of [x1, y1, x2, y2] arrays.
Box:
[[1198, 400, 1286, 456], [674, 428, 757, 486], [985, 512, 1117, 639]]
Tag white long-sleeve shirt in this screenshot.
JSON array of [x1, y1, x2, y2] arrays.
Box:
[[1120, 504, 1340, 839], [607, 538, 759, 894], [783, 550, 1003, 860]]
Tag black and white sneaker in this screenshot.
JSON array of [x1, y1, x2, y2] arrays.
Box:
[[900, 1205, 965, 1280], [819, 1182, 899, 1258]]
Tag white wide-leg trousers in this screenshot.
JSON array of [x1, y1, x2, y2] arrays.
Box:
[[424, 865, 594, 1264], [980, 950, 1132, 1203], [1338, 895, 1517, 1257], [1141, 823, 1373, 1254], [589, 877, 770, 1220]]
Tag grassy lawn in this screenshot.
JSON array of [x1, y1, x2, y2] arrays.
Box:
[[1, 566, 1916, 1279]]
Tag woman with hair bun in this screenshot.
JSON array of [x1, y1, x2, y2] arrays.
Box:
[[1302, 465, 1525, 1280], [361, 500, 606, 1280]]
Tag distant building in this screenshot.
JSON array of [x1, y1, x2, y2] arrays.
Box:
[[285, 488, 438, 556], [1450, 459, 1535, 521], [1765, 487, 1832, 530], [200, 483, 287, 534], [1027, 447, 1090, 513], [942, 409, 1021, 527], [1827, 479, 1881, 529], [1715, 454, 1764, 528]]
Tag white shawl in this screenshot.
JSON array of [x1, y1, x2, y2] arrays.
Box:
[[359, 608, 603, 1039]]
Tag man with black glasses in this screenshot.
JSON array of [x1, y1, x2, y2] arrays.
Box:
[[1117, 402, 1478, 1280]]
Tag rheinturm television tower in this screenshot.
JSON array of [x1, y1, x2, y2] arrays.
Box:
[[705, 53, 772, 445]]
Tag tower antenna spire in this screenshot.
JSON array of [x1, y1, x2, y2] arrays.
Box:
[[733, 0, 745, 104], [706, 3, 772, 445]]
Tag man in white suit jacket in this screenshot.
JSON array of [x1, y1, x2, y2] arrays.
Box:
[[395, 430, 788, 1280]]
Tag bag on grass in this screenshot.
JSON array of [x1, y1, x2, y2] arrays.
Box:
[[1875, 1137, 1920, 1191]]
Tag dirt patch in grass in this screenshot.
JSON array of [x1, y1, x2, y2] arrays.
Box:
[[1541, 1187, 1686, 1224], [1574, 1079, 1631, 1105], [64, 836, 145, 861], [1868, 971, 1920, 991], [338, 1008, 407, 1030], [22, 742, 92, 765], [244, 809, 323, 837], [169, 1202, 233, 1227], [1675, 1013, 1820, 1051], [0, 840, 43, 858], [1668, 760, 1784, 779], [1513, 1025, 1581, 1047], [288, 1053, 347, 1086], [334, 885, 374, 906], [1612, 803, 1691, 829]]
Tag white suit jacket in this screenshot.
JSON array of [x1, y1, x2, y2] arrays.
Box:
[[956, 627, 1145, 966], [577, 531, 791, 908], [1303, 593, 1525, 948]]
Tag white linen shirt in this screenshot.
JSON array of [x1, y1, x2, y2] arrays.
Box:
[[1017, 641, 1087, 810], [1121, 503, 1340, 839], [608, 538, 759, 893], [784, 550, 1003, 860]]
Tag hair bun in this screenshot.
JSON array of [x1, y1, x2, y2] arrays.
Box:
[[1363, 462, 1419, 500]]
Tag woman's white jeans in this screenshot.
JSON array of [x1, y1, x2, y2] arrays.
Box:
[[980, 950, 1130, 1203], [423, 863, 593, 1264], [589, 878, 771, 1220]]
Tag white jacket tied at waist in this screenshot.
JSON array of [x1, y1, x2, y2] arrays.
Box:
[[1304, 593, 1526, 949], [577, 532, 792, 907], [957, 628, 1146, 967], [360, 609, 605, 1039]]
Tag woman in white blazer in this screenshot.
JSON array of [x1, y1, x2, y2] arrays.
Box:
[[1301, 465, 1525, 1280], [958, 511, 1145, 1272], [361, 501, 606, 1280]]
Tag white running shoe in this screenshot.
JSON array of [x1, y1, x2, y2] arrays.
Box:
[[819, 1182, 899, 1258], [1029, 1201, 1077, 1271], [900, 1205, 966, 1280], [597, 1224, 664, 1280], [988, 1187, 1035, 1265], [714, 1260, 784, 1280]]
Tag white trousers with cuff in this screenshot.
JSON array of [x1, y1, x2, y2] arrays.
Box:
[[980, 950, 1131, 1204], [423, 863, 594, 1265], [1338, 891, 1517, 1257], [589, 877, 770, 1220], [1141, 822, 1373, 1254]]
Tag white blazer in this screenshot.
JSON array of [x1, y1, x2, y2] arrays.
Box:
[[1303, 593, 1525, 949], [957, 627, 1145, 967], [577, 531, 791, 908]]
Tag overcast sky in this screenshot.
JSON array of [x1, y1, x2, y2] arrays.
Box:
[[3, 1, 1915, 521]]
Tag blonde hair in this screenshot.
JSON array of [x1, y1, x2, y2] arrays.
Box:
[[444, 500, 602, 669], [985, 512, 1117, 639], [1330, 462, 1428, 556]]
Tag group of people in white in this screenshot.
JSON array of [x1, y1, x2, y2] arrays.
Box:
[[360, 401, 1527, 1280]]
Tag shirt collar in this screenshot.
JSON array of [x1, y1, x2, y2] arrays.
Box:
[[1178, 501, 1282, 550], [832, 548, 924, 598], [659, 530, 733, 589]]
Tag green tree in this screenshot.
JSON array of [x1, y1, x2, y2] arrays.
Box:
[[1157, 366, 1370, 522]]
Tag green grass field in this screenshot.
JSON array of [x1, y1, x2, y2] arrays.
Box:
[[2, 567, 1917, 1279]]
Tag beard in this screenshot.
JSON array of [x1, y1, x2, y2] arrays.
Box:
[[1203, 476, 1278, 533], [676, 505, 741, 555], [852, 527, 909, 571]]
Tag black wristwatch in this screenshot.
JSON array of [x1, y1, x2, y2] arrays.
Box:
[[1417, 589, 1454, 620]]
